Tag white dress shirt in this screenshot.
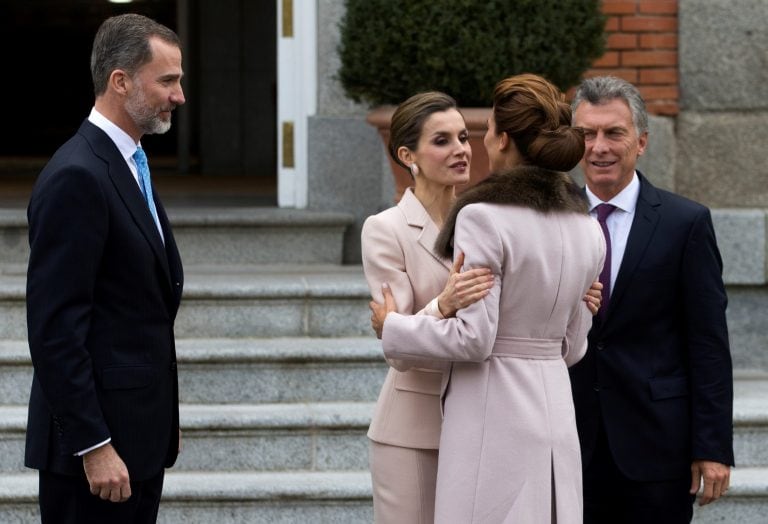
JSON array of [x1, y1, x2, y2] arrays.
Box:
[[585, 172, 640, 292], [88, 108, 164, 242]]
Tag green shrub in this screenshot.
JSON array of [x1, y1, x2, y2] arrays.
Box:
[[338, 0, 606, 107]]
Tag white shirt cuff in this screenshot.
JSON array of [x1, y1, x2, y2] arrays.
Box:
[[75, 438, 111, 457], [424, 297, 445, 319]]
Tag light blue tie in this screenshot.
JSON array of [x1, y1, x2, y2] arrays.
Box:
[[132, 146, 163, 239]]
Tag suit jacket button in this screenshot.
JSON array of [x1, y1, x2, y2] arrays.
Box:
[[170, 362, 177, 371], [596, 342, 605, 351], [593, 384, 601, 392]]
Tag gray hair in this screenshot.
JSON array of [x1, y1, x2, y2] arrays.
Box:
[[571, 76, 648, 135], [90, 13, 180, 97]]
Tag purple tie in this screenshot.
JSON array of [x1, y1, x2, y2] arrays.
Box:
[[596, 203, 617, 318]]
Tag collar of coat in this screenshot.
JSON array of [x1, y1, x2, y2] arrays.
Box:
[[435, 165, 589, 257]]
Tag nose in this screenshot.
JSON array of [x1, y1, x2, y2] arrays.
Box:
[[454, 138, 471, 157], [171, 85, 186, 106], [592, 131, 609, 154]]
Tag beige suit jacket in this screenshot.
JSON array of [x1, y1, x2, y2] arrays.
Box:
[[361, 188, 450, 449]]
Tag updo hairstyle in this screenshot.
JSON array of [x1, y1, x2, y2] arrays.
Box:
[[491, 74, 584, 172]]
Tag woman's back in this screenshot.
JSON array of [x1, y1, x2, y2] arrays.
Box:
[[475, 203, 604, 360]]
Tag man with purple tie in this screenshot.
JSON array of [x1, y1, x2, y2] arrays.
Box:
[[568, 76, 734, 524]]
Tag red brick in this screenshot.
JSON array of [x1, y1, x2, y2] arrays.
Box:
[[593, 51, 621, 67], [646, 100, 679, 116], [607, 33, 639, 50], [602, 1, 637, 14], [622, 16, 677, 32], [605, 16, 621, 31], [622, 50, 677, 67], [640, 33, 678, 49], [639, 85, 679, 100], [639, 0, 678, 14], [639, 68, 678, 84], [584, 68, 639, 83]]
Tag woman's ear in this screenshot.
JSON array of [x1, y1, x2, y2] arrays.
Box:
[[397, 146, 415, 167], [498, 131, 510, 152]]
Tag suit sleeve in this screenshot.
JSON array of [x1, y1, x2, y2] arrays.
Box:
[[361, 213, 444, 371], [26, 165, 111, 455], [383, 205, 502, 362], [563, 219, 606, 367], [682, 208, 734, 466]]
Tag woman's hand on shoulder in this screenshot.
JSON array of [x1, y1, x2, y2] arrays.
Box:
[[369, 283, 398, 339], [436, 252, 494, 318], [584, 280, 603, 315]]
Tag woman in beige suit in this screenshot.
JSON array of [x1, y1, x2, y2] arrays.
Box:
[[361, 92, 495, 524], [373, 74, 606, 523]]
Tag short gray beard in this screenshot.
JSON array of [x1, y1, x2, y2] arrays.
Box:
[[126, 79, 172, 136]]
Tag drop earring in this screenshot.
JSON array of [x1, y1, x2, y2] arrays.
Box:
[[410, 164, 419, 177]]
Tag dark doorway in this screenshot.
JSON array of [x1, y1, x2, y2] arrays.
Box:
[[0, 1, 178, 173], [0, 0, 277, 205]]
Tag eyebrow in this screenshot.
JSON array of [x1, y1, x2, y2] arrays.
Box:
[[429, 128, 468, 137]]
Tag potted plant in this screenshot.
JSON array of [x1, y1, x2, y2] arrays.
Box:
[[338, 0, 606, 201]]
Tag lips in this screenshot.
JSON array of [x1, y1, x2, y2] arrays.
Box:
[[450, 161, 468, 170], [591, 161, 615, 168]]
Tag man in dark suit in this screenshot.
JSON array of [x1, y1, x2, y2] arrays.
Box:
[[569, 76, 734, 524], [25, 13, 185, 523]]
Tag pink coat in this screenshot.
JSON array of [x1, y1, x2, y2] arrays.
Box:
[[383, 200, 605, 523], [361, 188, 450, 449]]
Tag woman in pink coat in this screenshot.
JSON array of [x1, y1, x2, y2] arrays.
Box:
[[373, 74, 606, 523]]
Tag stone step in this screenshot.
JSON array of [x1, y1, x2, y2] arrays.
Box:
[[0, 377, 766, 473], [1, 468, 766, 523], [0, 264, 373, 339], [0, 336, 386, 405], [0, 401, 375, 474], [0, 207, 355, 266], [176, 337, 386, 404], [0, 471, 374, 523], [732, 374, 768, 468]]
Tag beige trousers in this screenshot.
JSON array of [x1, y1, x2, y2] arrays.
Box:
[[369, 440, 439, 524]]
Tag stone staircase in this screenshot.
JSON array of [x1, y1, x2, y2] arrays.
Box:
[[1, 206, 768, 523], [0, 206, 384, 522]]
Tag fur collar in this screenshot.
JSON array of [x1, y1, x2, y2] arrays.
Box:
[[436, 165, 588, 257]]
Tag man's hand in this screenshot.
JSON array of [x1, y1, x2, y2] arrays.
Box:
[[369, 283, 398, 339], [436, 252, 493, 317], [584, 280, 603, 315], [82, 443, 131, 503], [690, 459, 730, 506]]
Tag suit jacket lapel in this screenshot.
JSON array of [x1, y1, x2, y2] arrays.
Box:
[[606, 174, 661, 320], [399, 189, 452, 270], [80, 122, 173, 290]]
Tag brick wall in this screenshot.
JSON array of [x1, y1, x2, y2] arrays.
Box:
[[584, 0, 679, 116]]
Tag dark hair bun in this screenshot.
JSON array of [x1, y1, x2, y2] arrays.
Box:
[[527, 126, 585, 172]]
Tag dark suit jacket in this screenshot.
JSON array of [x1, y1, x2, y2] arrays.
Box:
[[570, 173, 734, 482], [25, 119, 184, 482]]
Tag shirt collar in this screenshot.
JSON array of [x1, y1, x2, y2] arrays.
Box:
[[586, 172, 640, 214], [87, 107, 141, 164]]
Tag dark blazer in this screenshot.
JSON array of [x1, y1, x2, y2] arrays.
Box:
[[569, 173, 734, 481], [25, 119, 184, 482]]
